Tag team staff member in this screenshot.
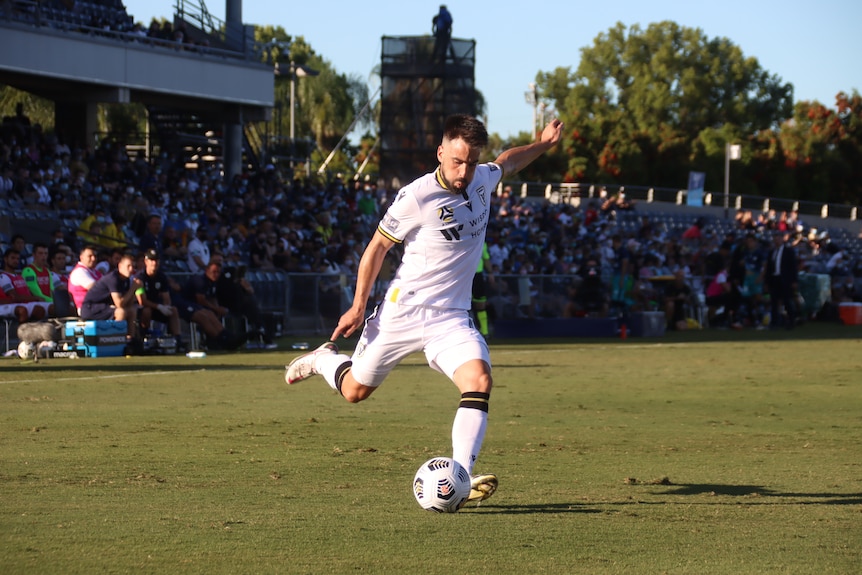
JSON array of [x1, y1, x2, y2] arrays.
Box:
[[80, 252, 141, 340], [135, 249, 184, 349], [286, 114, 563, 504]]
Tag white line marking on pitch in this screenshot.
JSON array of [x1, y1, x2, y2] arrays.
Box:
[[0, 369, 205, 385]]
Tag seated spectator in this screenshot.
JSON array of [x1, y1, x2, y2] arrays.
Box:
[[68, 245, 102, 314], [78, 207, 111, 247], [564, 257, 608, 318], [704, 255, 742, 329], [248, 231, 275, 269], [211, 253, 276, 349], [682, 217, 705, 241], [102, 213, 130, 248], [0, 249, 48, 324], [9, 234, 31, 270], [138, 214, 163, 256], [663, 270, 693, 330], [96, 247, 123, 275], [183, 261, 244, 350], [80, 253, 141, 340], [160, 225, 186, 261], [186, 226, 211, 273]]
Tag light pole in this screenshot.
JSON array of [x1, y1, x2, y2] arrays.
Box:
[[275, 60, 318, 173], [723, 142, 741, 219], [524, 82, 538, 138], [289, 61, 319, 145]]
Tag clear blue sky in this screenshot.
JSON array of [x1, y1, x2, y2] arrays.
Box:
[[124, 0, 860, 139]]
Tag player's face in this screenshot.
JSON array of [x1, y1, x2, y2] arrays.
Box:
[[52, 252, 66, 270], [81, 249, 96, 268], [33, 247, 48, 266], [5, 253, 19, 270], [118, 259, 135, 278], [437, 137, 481, 192]]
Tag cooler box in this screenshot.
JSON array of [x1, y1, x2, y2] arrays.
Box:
[[838, 302, 862, 325], [64, 320, 128, 357]]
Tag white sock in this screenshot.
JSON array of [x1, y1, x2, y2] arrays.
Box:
[[451, 405, 487, 475], [316, 353, 351, 392]]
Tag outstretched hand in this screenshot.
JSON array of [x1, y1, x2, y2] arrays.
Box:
[[540, 118, 564, 146]]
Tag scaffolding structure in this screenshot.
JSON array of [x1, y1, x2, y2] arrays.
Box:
[[379, 35, 477, 186]]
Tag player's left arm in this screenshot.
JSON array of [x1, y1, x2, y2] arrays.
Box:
[[493, 119, 563, 178]]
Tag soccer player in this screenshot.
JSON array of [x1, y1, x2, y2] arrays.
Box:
[[21, 243, 55, 315], [286, 114, 563, 504]]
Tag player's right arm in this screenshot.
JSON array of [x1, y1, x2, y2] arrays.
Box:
[[331, 230, 395, 340]]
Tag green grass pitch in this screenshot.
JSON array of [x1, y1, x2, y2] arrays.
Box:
[[1, 326, 860, 574]]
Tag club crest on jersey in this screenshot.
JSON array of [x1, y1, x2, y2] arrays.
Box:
[[475, 185, 486, 206], [437, 206, 455, 223]]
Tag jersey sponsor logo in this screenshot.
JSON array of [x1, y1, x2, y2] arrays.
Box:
[[381, 213, 400, 230], [467, 210, 487, 228]]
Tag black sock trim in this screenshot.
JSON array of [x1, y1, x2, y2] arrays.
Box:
[[459, 391, 490, 413], [334, 362, 352, 395]]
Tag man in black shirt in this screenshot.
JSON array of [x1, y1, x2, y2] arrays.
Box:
[[81, 252, 141, 339], [183, 260, 244, 350], [135, 249, 183, 349]]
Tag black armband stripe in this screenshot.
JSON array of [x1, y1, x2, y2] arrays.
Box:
[[334, 362, 353, 395]]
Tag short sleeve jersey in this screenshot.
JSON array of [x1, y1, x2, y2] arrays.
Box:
[[377, 163, 502, 310]]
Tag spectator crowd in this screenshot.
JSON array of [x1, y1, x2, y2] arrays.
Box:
[[3, 102, 862, 352]]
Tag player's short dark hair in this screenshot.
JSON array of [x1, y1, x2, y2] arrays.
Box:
[[442, 114, 488, 149]]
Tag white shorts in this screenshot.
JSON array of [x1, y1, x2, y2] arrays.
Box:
[[349, 301, 490, 387]]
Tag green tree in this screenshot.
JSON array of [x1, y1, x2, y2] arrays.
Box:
[[775, 91, 862, 204], [0, 86, 54, 131], [549, 21, 793, 189]]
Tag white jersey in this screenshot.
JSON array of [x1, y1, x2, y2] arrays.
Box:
[[378, 163, 501, 310]]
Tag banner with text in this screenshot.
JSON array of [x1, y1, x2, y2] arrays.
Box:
[[687, 171, 705, 207]]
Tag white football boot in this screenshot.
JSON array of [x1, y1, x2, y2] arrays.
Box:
[[284, 341, 338, 384]]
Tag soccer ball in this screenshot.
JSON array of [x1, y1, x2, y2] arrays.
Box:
[[412, 457, 470, 513], [17, 340, 36, 360]]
